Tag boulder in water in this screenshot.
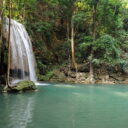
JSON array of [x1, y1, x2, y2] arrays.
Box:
[[11, 80, 37, 92]]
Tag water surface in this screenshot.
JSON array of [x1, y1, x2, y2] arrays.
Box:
[[0, 84, 128, 128]]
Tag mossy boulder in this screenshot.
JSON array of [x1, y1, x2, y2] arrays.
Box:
[[11, 80, 37, 92]]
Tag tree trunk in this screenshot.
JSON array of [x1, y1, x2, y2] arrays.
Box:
[[23, 0, 26, 19], [6, 0, 12, 87], [0, 0, 3, 68], [67, 19, 70, 41], [89, 3, 97, 83], [0, 0, 3, 17], [0, 0, 6, 78], [71, 19, 77, 69], [0, 38, 6, 75], [71, 18, 78, 80]]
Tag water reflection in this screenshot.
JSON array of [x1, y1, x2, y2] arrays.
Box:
[[9, 97, 35, 128], [0, 93, 36, 128]]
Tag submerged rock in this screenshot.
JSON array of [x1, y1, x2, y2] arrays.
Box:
[[11, 80, 37, 92]]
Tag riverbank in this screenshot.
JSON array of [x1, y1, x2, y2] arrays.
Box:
[[39, 64, 128, 85], [1, 65, 128, 86]]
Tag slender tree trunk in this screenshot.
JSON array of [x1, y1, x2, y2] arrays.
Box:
[[89, 3, 97, 83], [0, 0, 6, 79], [67, 19, 70, 41], [23, 0, 26, 19], [71, 18, 78, 80], [6, 0, 12, 87], [0, 0, 3, 60], [92, 4, 97, 42], [71, 19, 76, 69], [0, 0, 3, 17], [0, 38, 6, 75], [0, 0, 3, 40]]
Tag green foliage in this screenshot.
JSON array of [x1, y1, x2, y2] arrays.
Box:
[[93, 35, 122, 66], [3, 0, 36, 21], [1, 0, 128, 78], [122, 53, 128, 70], [73, 11, 88, 29], [38, 71, 54, 81], [77, 34, 123, 66], [34, 21, 54, 33], [76, 36, 93, 61]]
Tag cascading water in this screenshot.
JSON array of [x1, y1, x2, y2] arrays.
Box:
[[3, 18, 37, 84]]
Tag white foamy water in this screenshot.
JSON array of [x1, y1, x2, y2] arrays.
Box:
[[3, 18, 36, 85], [35, 82, 51, 86]]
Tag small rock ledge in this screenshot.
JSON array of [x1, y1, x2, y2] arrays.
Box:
[[1, 80, 37, 93]]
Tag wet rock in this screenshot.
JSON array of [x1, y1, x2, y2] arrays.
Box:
[[76, 73, 86, 83], [11, 80, 37, 92]]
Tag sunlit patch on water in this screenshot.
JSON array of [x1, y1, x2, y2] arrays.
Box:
[[72, 92, 86, 98], [114, 92, 128, 97], [54, 84, 76, 88], [35, 82, 51, 86]]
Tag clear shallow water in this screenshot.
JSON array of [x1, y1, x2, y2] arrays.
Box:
[[1, 84, 128, 128]]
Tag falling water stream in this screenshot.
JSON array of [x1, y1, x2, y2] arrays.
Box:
[[3, 18, 36, 84]]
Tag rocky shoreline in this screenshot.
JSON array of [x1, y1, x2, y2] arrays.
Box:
[[41, 65, 128, 85]]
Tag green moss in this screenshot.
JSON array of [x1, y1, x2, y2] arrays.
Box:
[[38, 71, 54, 81], [12, 80, 37, 92]]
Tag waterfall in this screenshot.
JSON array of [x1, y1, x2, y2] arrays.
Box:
[[3, 18, 37, 84]]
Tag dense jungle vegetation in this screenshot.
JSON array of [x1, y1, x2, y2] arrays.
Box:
[[0, 0, 128, 84]]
